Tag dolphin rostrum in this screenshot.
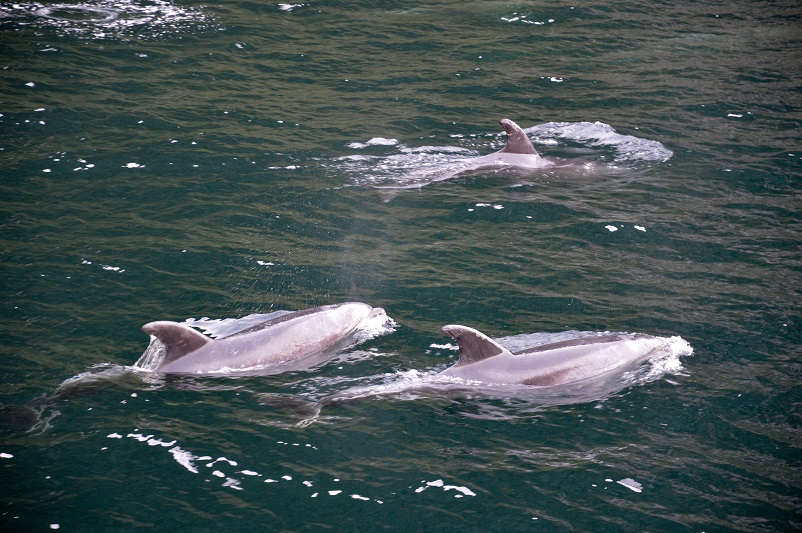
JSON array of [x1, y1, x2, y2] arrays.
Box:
[[439, 325, 667, 386], [140, 302, 389, 374]]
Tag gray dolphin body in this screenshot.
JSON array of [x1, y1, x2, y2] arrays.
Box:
[[376, 119, 559, 192], [141, 302, 387, 374], [439, 325, 666, 386]]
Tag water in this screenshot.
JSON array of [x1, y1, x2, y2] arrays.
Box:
[[1, 0, 800, 530]]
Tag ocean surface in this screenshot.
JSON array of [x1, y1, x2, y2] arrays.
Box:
[[1, 1, 800, 530]]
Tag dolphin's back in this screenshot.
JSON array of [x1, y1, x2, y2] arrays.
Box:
[[441, 326, 665, 386], [142, 302, 377, 374]]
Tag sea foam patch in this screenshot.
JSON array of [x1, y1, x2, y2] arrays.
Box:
[[0, 1, 219, 40]]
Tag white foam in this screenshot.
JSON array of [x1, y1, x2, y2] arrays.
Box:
[[414, 479, 477, 497], [352, 310, 397, 343], [206, 457, 238, 467], [347, 137, 399, 149], [429, 343, 458, 350], [222, 478, 243, 490], [617, 478, 643, 492], [0, 1, 218, 40], [146, 437, 177, 447], [529, 121, 673, 162], [278, 3, 306, 12], [168, 446, 199, 474]]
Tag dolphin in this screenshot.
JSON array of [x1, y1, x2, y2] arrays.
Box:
[[259, 325, 687, 425], [140, 302, 389, 374], [372, 118, 563, 193], [439, 325, 667, 386]]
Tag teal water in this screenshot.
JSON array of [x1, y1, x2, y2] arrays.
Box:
[[1, 1, 801, 530]]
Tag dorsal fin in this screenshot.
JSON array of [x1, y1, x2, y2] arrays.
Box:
[[141, 321, 212, 368], [498, 118, 539, 155], [441, 325, 512, 367]]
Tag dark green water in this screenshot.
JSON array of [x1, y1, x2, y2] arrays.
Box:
[[1, 1, 801, 530]]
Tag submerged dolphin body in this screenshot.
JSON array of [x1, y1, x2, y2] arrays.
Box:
[[439, 325, 667, 386], [141, 302, 388, 374]]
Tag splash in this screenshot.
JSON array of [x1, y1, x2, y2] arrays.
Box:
[[133, 335, 167, 371], [0, 1, 219, 40], [528, 122, 674, 163]]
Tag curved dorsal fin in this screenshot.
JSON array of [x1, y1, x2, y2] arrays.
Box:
[[141, 321, 212, 367], [498, 118, 539, 155], [441, 325, 512, 367]]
